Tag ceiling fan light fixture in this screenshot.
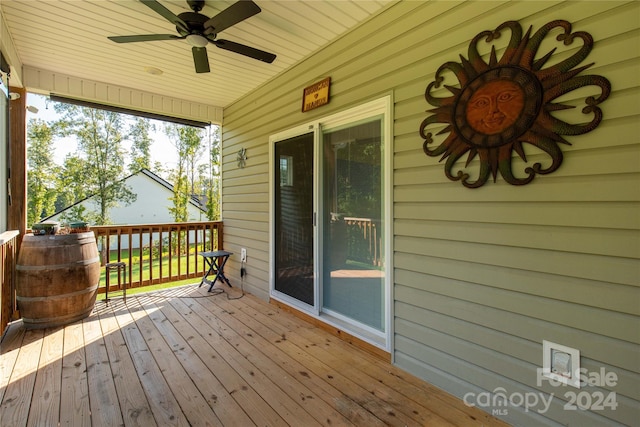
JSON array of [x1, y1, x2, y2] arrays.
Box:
[[186, 34, 208, 48]]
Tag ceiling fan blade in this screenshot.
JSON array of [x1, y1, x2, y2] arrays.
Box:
[[108, 34, 183, 43], [204, 0, 261, 34], [213, 39, 276, 63], [140, 0, 189, 33], [192, 46, 210, 73]]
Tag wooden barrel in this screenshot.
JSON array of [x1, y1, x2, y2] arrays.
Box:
[[16, 232, 101, 329]]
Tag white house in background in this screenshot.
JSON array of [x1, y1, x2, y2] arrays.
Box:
[[45, 168, 206, 225], [44, 168, 207, 249]]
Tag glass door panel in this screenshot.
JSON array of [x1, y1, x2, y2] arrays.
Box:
[[322, 118, 385, 331], [274, 132, 315, 306]]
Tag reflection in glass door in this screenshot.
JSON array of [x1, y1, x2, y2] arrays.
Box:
[[273, 132, 315, 306], [322, 118, 385, 331]]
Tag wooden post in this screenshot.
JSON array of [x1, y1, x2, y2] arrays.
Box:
[[217, 222, 224, 250], [8, 86, 26, 245]]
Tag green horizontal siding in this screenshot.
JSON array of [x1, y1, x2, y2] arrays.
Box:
[[222, 1, 640, 425]]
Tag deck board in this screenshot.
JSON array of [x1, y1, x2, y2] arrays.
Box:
[[0, 284, 510, 427], [1, 329, 43, 427], [169, 295, 294, 426], [179, 294, 347, 427], [221, 292, 455, 426], [84, 312, 124, 427], [0, 325, 25, 410], [207, 293, 411, 426], [96, 300, 156, 427], [138, 295, 251, 426], [113, 297, 190, 426], [28, 326, 63, 427], [127, 296, 223, 426], [204, 295, 368, 426], [61, 320, 91, 426]]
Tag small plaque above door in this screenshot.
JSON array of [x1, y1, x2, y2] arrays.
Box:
[[302, 77, 331, 112]]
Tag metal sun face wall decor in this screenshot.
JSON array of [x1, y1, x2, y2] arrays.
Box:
[[419, 20, 611, 188]]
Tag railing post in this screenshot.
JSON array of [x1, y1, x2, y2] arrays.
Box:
[[217, 222, 224, 251]]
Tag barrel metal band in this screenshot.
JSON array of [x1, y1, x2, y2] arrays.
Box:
[[16, 256, 101, 271], [16, 284, 99, 301]]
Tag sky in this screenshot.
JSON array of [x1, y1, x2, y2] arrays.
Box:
[[25, 93, 214, 171]]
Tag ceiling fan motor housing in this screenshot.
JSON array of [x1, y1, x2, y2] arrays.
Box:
[[177, 12, 209, 37]]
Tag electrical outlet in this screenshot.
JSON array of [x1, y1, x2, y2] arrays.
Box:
[[241, 248, 247, 262]]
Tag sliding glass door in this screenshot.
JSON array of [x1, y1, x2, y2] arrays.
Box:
[[273, 132, 315, 306], [322, 118, 384, 331], [271, 97, 391, 348]]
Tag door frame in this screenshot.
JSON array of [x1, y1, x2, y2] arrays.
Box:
[[268, 95, 393, 351]]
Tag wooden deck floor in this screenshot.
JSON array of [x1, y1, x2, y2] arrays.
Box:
[[1, 284, 509, 426]]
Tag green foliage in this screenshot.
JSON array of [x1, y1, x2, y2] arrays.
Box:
[[54, 155, 89, 213], [169, 174, 190, 223], [201, 126, 221, 220], [57, 204, 99, 226], [205, 176, 220, 221], [25, 95, 222, 226], [26, 118, 58, 225], [335, 139, 382, 219], [53, 103, 136, 224], [128, 117, 155, 174], [164, 124, 207, 222]]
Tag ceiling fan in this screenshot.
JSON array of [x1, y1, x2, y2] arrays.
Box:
[[108, 0, 276, 73]]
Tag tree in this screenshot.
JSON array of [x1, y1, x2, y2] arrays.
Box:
[[128, 117, 158, 173], [164, 124, 205, 222], [196, 164, 219, 221], [54, 154, 95, 221], [204, 125, 221, 220], [26, 118, 58, 226], [53, 103, 135, 224], [184, 125, 220, 221], [194, 125, 221, 220]]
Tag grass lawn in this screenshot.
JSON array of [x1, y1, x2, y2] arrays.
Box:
[[100, 245, 208, 288], [103, 277, 200, 299]]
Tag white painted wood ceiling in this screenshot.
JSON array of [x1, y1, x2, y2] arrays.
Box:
[[1, 0, 391, 111]]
